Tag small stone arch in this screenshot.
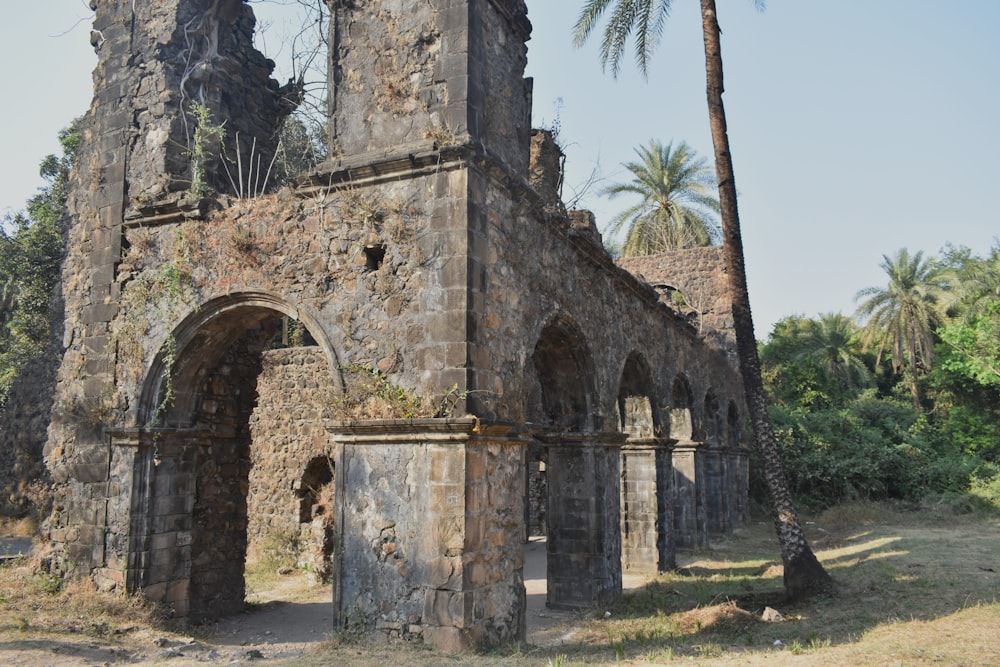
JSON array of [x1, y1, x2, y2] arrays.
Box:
[[530, 314, 597, 432], [702, 389, 723, 447], [616, 352, 657, 439], [669, 374, 694, 441], [295, 456, 336, 582], [727, 400, 743, 449]]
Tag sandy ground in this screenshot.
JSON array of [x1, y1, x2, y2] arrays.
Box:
[[523, 537, 650, 648], [0, 538, 652, 666]]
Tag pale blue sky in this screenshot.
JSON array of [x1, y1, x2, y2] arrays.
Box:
[[2, 1, 997, 337]]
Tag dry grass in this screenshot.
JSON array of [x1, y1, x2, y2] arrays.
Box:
[[1, 501, 998, 665], [0, 559, 167, 639], [0, 516, 37, 538]]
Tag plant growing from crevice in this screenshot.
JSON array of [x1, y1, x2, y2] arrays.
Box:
[[186, 102, 226, 198], [332, 365, 479, 421], [220, 131, 282, 201], [149, 334, 177, 428], [332, 364, 431, 420]]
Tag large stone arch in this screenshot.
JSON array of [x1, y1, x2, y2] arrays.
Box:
[[127, 293, 343, 621], [530, 314, 621, 609], [137, 292, 344, 427]]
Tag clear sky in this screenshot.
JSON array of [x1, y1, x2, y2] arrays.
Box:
[[2, 1, 997, 337]]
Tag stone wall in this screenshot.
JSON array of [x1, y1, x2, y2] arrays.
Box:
[[617, 246, 736, 358], [247, 346, 338, 578]]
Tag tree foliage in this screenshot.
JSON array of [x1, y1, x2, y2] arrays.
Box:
[[762, 244, 1000, 510], [855, 248, 951, 410], [602, 139, 720, 255], [760, 313, 873, 410], [0, 121, 79, 403]]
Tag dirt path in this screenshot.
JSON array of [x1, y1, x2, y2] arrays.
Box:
[[0, 572, 336, 666], [0, 540, 651, 665]]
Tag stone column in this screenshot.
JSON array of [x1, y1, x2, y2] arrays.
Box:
[[109, 429, 206, 618], [329, 418, 526, 652], [704, 447, 727, 535], [672, 441, 709, 550], [539, 432, 624, 610], [724, 447, 750, 529], [620, 438, 673, 573]]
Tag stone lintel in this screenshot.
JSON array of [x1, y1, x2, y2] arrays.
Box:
[[107, 428, 218, 448], [122, 195, 218, 229], [534, 431, 627, 449], [621, 437, 674, 452], [327, 417, 529, 444], [294, 141, 470, 195]]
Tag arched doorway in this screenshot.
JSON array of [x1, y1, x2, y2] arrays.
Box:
[[131, 294, 341, 621]]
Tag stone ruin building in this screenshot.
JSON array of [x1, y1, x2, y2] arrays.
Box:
[[35, 0, 750, 652]]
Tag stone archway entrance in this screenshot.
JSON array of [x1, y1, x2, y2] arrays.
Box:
[[120, 297, 341, 621]]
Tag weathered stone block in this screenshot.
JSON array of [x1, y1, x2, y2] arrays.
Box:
[[422, 625, 474, 653]]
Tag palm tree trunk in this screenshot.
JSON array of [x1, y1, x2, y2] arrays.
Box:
[[906, 308, 922, 411], [699, 0, 832, 600]]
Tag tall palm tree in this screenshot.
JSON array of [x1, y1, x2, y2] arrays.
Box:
[[794, 313, 873, 394], [575, 0, 833, 600], [604, 139, 720, 255], [855, 248, 950, 411]]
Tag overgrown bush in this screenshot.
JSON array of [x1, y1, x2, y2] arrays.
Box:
[[766, 392, 977, 509]]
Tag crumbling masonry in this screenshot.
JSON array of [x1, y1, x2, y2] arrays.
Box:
[[41, 0, 749, 652]]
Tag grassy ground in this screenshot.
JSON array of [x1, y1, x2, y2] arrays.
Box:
[[1, 499, 998, 665]]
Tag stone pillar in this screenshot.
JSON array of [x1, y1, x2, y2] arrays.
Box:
[[672, 441, 708, 550], [540, 432, 624, 610], [724, 448, 750, 529], [620, 438, 674, 574], [704, 447, 726, 535], [109, 429, 207, 619], [329, 418, 526, 652]]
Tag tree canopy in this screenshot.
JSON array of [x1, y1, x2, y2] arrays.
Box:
[[855, 248, 951, 410], [0, 121, 79, 404], [602, 139, 720, 255]]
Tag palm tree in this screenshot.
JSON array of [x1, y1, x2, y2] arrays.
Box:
[[855, 248, 950, 411], [603, 139, 720, 255], [951, 244, 1000, 322], [575, 0, 833, 600], [795, 313, 873, 394]]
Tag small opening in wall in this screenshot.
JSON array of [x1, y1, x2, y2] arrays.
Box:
[[364, 244, 386, 271]]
